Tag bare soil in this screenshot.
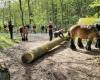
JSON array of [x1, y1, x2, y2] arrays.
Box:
[[0, 33, 100, 80]]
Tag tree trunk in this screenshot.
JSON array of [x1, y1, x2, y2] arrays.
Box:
[[22, 34, 69, 63], [2, 7, 5, 26], [28, 0, 32, 25], [97, 6, 100, 18], [8, 1, 11, 21], [55, 0, 58, 26], [19, 0, 24, 26], [51, 0, 54, 23], [13, 12, 17, 27], [60, 0, 64, 26], [46, 0, 49, 23], [66, 4, 69, 27]]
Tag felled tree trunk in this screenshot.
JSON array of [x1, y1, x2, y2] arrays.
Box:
[[22, 34, 69, 63]]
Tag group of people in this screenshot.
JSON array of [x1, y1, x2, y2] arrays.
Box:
[[3, 20, 14, 40], [4, 20, 64, 42], [19, 23, 65, 41], [20, 25, 29, 41], [19, 24, 38, 41]]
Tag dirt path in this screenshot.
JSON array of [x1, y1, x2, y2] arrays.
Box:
[[0, 33, 100, 80]]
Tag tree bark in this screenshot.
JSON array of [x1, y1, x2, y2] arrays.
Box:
[[46, 0, 49, 23], [8, 1, 11, 21], [2, 7, 5, 26], [59, 0, 64, 26], [51, 0, 54, 23], [28, 0, 32, 25], [19, 0, 24, 26]]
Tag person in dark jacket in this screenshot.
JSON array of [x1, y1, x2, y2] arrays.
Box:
[[48, 24, 53, 41], [41, 25, 45, 33], [8, 20, 13, 39], [20, 27, 23, 37]]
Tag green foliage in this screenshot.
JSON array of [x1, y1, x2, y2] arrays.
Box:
[[90, 0, 100, 8], [0, 33, 18, 49], [90, 0, 100, 17], [78, 17, 100, 25], [0, 0, 98, 31]]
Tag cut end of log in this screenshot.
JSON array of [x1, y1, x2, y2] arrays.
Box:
[[21, 53, 34, 63]]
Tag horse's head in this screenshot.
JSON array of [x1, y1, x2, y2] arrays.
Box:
[[87, 24, 99, 32]]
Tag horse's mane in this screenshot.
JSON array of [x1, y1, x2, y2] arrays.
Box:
[[68, 25, 80, 31], [80, 25, 89, 28]]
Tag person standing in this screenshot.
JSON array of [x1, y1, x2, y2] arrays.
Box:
[[41, 25, 44, 33], [22, 25, 28, 41], [19, 26, 23, 37], [32, 24, 36, 33], [8, 20, 13, 40], [48, 24, 53, 41]]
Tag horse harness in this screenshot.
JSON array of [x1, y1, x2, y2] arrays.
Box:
[[80, 24, 100, 35], [95, 24, 100, 35]]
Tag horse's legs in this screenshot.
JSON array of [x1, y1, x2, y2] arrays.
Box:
[[95, 39, 100, 49], [70, 38, 76, 50], [77, 38, 84, 49], [86, 39, 92, 51]]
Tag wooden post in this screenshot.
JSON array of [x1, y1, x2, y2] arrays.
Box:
[[22, 34, 69, 63]]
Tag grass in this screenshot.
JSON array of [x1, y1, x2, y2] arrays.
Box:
[[0, 33, 20, 49]]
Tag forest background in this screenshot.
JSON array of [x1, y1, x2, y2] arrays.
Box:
[[0, 0, 99, 32]]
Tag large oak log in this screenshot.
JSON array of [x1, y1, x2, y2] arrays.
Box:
[[22, 34, 69, 63]]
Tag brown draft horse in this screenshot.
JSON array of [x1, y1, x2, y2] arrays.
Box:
[[68, 24, 100, 51]]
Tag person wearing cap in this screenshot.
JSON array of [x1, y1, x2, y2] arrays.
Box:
[[48, 24, 53, 41]]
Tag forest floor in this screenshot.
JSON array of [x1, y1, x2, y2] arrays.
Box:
[[0, 33, 100, 80]]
